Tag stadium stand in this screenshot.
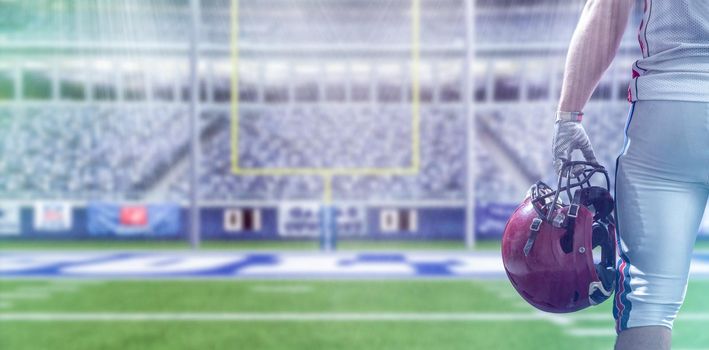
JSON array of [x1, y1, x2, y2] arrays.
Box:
[[0, 106, 189, 200], [166, 107, 467, 201], [0, 99, 632, 204], [0, 0, 641, 205]]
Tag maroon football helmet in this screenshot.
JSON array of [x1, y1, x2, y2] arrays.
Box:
[[502, 161, 616, 313]]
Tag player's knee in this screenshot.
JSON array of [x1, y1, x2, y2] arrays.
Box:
[[614, 271, 688, 331], [616, 289, 685, 331], [627, 301, 681, 330]]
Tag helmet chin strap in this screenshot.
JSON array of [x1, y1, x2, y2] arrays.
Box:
[[590, 262, 616, 305], [523, 217, 543, 257], [588, 280, 613, 305]]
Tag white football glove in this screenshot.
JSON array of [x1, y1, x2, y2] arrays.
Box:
[[551, 119, 598, 176]]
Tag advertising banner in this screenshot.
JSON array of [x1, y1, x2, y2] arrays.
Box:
[[87, 203, 181, 237], [335, 205, 367, 237], [475, 202, 518, 239], [278, 202, 321, 238], [278, 202, 367, 238], [0, 203, 21, 236], [33, 202, 73, 232]]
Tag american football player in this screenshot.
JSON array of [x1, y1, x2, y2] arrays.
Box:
[[552, 1, 709, 349]]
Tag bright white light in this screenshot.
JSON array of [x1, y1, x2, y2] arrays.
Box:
[[378, 63, 401, 76], [295, 64, 319, 75], [213, 60, 232, 75], [93, 60, 114, 71], [265, 62, 289, 81], [23, 61, 47, 70], [494, 60, 520, 75], [325, 63, 345, 75], [438, 60, 462, 79]]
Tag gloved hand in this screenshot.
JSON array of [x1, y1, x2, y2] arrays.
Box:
[[552, 119, 598, 176]]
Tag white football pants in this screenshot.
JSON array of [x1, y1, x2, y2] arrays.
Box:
[[614, 100, 709, 332]]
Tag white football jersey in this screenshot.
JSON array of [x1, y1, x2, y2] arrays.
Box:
[[628, 0, 709, 102]]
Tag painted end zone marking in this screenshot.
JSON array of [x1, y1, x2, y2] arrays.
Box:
[[3, 252, 709, 279], [0, 252, 508, 279]]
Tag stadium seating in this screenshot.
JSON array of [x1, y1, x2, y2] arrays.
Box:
[[0, 0, 640, 205], [477, 102, 629, 187], [0, 101, 631, 203], [0, 106, 189, 199], [167, 107, 466, 201]]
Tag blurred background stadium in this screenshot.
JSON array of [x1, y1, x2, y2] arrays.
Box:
[[1, 0, 709, 349]]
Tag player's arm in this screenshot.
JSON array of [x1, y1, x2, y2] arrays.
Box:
[[558, 0, 635, 111], [552, 0, 635, 174]]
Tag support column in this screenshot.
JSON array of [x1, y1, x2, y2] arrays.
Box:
[[463, 0, 477, 250], [188, 0, 202, 249]]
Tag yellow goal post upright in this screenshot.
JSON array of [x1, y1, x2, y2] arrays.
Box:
[[230, 0, 423, 251]]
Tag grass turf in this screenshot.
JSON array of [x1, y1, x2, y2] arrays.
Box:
[[1, 280, 708, 350]]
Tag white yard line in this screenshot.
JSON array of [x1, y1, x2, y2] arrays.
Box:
[[0, 312, 545, 322], [566, 328, 616, 337], [479, 283, 530, 309], [568, 313, 608, 321], [0, 312, 707, 323], [535, 311, 574, 326], [13, 286, 80, 294], [0, 281, 92, 309], [0, 292, 51, 300]]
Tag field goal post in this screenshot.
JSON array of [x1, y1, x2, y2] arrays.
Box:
[[229, 0, 477, 251]]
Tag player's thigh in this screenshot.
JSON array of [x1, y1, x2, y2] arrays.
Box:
[[615, 158, 706, 281], [616, 101, 708, 278], [614, 100, 709, 327]]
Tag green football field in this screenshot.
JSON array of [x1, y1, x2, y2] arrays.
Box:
[[1, 279, 708, 350]]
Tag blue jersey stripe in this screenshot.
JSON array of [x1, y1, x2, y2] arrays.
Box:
[[613, 103, 636, 332]]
